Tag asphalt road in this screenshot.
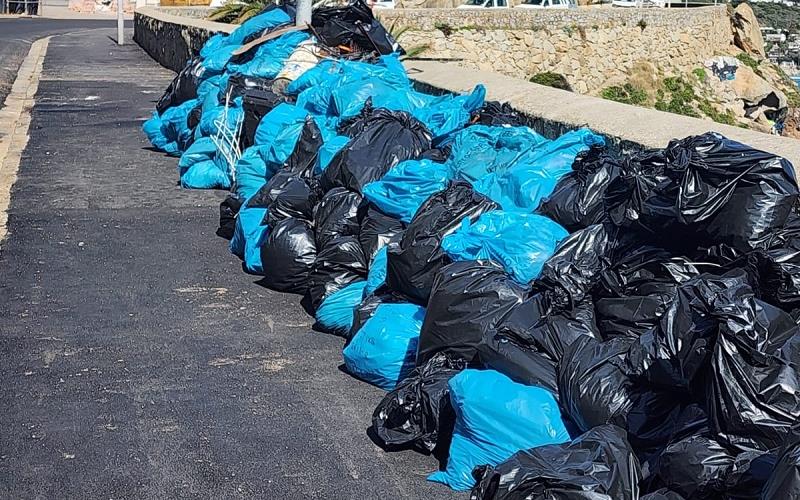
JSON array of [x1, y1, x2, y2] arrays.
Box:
[[0, 28, 461, 499], [0, 18, 120, 107]]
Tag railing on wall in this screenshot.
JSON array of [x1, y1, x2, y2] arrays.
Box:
[[2, 0, 40, 14]]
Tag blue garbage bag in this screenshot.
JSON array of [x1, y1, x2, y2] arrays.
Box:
[[201, 8, 291, 72], [365, 246, 388, 296], [362, 159, 451, 223], [196, 73, 222, 103], [441, 211, 568, 284], [229, 201, 269, 274], [236, 104, 309, 199], [332, 79, 414, 120], [412, 85, 486, 138], [287, 59, 344, 96], [343, 302, 425, 390], [200, 33, 228, 60], [202, 44, 240, 74], [445, 125, 549, 183], [196, 96, 243, 139], [525, 128, 606, 174], [235, 145, 277, 200], [315, 281, 368, 334], [428, 369, 569, 491], [142, 112, 168, 151], [316, 135, 349, 174], [253, 102, 308, 146], [294, 55, 410, 120], [142, 98, 199, 156], [226, 7, 291, 46], [178, 137, 231, 189], [227, 31, 310, 79], [473, 128, 605, 212]]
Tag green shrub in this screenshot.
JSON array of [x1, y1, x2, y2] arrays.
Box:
[[655, 77, 698, 117], [692, 68, 708, 83], [698, 99, 737, 125], [530, 72, 572, 91], [736, 52, 763, 77], [434, 22, 453, 37], [600, 83, 648, 105]]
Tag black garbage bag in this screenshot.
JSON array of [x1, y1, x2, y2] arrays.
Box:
[[705, 292, 800, 452], [156, 57, 202, 114], [217, 194, 244, 240], [241, 86, 288, 150], [416, 260, 527, 366], [386, 181, 499, 304], [537, 146, 622, 232], [666, 133, 798, 253], [320, 108, 432, 194], [283, 117, 323, 179], [372, 352, 467, 453], [419, 147, 451, 163], [558, 336, 638, 433], [248, 170, 319, 227], [595, 246, 713, 340], [640, 489, 687, 500], [649, 435, 736, 499], [225, 74, 276, 100], [471, 101, 525, 127], [337, 99, 376, 138], [624, 271, 746, 391], [488, 292, 600, 363], [604, 148, 677, 238], [259, 217, 316, 294], [626, 397, 708, 462], [313, 188, 362, 249], [308, 235, 368, 310], [470, 425, 641, 500], [312, 0, 403, 55], [607, 133, 799, 253], [475, 328, 558, 395], [187, 106, 202, 131], [762, 440, 800, 499], [647, 435, 777, 500], [357, 203, 406, 262], [535, 222, 628, 307]]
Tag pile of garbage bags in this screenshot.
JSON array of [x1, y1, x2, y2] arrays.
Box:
[[144, 1, 800, 497]]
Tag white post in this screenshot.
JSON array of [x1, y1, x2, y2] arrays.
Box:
[[117, 0, 124, 45], [296, 0, 311, 27]]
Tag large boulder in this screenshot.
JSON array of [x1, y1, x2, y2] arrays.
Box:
[[731, 64, 784, 105], [732, 3, 767, 58]]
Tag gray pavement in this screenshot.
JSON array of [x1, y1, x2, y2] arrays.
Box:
[[0, 28, 460, 499], [0, 18, 122, 108]]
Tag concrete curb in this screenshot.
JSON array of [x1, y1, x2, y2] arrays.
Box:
[[405, 60, 800, 169], [0, 36, 49, 247], [135, 6, 235, 34]]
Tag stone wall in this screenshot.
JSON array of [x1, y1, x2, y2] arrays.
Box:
[[378, 6, 734, 94], [134, 6, 232, 72]]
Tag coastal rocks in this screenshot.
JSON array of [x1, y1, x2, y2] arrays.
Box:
[[732, 3, 767, 58]]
